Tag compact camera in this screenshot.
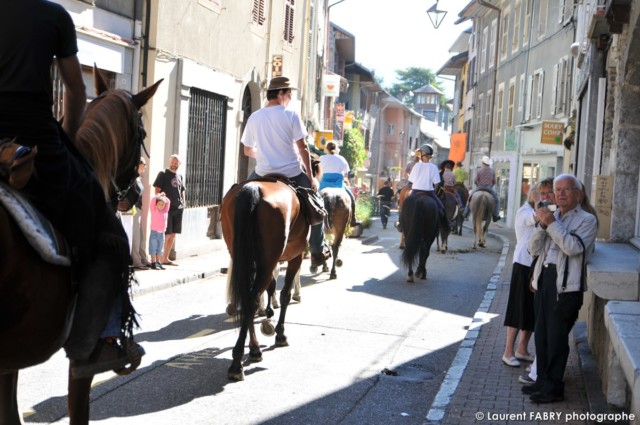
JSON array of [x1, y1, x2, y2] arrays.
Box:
[[537, 200, 557, 212]]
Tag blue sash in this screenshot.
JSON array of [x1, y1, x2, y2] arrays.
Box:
[[319, 173, 344, 190]]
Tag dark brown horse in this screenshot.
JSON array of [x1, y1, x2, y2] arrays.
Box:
[[400, 194, 439, 283], [221, 178, 309, 381], [396, 185, 411, 249], [470, 191, 495, 249], [316, 187, 351, 279], [453, 183, 469, 235], [437, 190, 456, 253], [0, 68, 162, 425]]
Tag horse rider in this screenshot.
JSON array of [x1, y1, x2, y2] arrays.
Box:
[[404, 149, 421, 181], [439, 160, 463, 208], [406, 144, 450, 231], [464, 155, 501, 223], [318, 140, 361, 228], [454, 161, 468, 186], [0, 0, 143, 377], [241, 76, 326, 267]]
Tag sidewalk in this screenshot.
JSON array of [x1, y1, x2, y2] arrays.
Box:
[[428, 224, 606, 425]]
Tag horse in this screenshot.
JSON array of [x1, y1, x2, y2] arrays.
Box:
[[220, 177, 309, 381], [436, 190, 457, 253], [453, 183, 469, 236], [315, 187, 351, 279], [400, 194, 439, 283], [396, 185, 411, 249], [469, 191, 495, 249], [0, 67, 162, 425]]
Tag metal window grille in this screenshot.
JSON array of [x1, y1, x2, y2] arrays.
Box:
[[185, 88, 227, 208]]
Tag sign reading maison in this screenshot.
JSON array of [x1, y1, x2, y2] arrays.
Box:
[[540, 121, 564, 145]]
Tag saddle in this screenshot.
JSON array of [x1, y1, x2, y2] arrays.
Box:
[[0, 181, 70, 266], [0, 138, 37, 189], [250, 174, 327, 226]]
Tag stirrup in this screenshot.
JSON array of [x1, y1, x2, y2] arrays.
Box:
[[114, 338, 145, 376]]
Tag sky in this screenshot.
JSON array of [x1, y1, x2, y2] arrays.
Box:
[[329, 0, 472, 98]]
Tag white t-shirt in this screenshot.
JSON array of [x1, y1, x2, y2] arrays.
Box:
[[241, 105, 308, 177], [408, 161, 441, 191], [319, 153, 349, 174]]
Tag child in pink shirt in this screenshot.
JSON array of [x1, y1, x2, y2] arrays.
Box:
[[149, 194, 170, 270]]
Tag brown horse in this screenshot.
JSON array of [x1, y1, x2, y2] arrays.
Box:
[[221, 178, 309, 381], [453, 183, 469, 236], [316, 187, 351, 279], [470, 191, 495, 249], [0, 68, 162, 425], [437, 190, 457, 253]]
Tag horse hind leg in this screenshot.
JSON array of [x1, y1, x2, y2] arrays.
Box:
[[0, 372, 22, 425], [276, 255, 303, 347]]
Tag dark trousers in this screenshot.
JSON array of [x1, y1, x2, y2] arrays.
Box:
[[534, 266, 580, 396]]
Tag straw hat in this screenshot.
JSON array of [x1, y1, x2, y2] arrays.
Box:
[[266, 76, 297, 91], [481, 155, 493, 166]]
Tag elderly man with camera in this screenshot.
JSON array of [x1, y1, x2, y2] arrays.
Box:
[[523, 174, 597, 404]]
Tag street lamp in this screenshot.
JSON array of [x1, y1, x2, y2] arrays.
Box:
[[426, 1, 447, 29]]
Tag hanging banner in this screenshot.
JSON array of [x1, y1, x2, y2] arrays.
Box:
[[322, 74, 341, 97], [540, 121, 564, 145], [448, 133, 467, 163]]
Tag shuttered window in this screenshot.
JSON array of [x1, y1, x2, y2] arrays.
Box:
[[284, 0, 295, 44], [252, 0, 265, 26]]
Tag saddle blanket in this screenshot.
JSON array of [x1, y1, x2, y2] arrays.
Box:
[[0, 181, 70, 266]]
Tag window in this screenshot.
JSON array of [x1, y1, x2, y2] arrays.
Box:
[[507, 79, 516, 128], [496, 84, 504, 132], [512, 0, 521, 53], [480, 26, 488, 73], [553, 57, 570, 116], [559, 0, 573, 24], [531, 69, 545, 119], [537, 0, 548, 39], [485, 90, 492, 136], [489, 20, 497, 69], [252, 0, 265, 25], [388, 123, 395, 136], [284, 0, 295, 44], [525, 74, 533, 121], [478, 93, 484, 135], [500, 10, 509, 61], [518, 74, 525, 115], [523, 0, 531, 47]]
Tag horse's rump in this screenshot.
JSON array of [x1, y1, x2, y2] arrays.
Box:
[[400, 194, 438, 270], [321, 187, 351, 232]]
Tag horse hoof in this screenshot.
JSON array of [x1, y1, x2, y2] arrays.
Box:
[[227, 368, 245, 381], [249, 351, 263, 363], [330, 273, 337, 279], [336, 259, 343, 267], [275, 336, 289, 347], [406, 275, 414, 283], [292, 294, 301, 302], [260, 319, 275, 337], [322, 265, 329, 273], [310, 266, 318, 274], [257, 308, 266, 317], [226, 303, 236, 316]]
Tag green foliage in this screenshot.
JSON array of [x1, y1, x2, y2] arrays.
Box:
[[387, 67, 446, 108], [341, 128, 366, 170], [354, 193, 375, 229]]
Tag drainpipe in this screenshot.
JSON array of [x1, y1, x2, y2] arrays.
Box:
[[132, 0, 142, 92], [478, 0, 501, 156], [263, 0, 274, 92], [142, 0, 151, 87]]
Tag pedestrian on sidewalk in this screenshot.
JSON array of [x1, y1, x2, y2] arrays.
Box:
[[132, 157, 152, 270], [525, 174, 597, 404], [149, 194, 170, 270], [502, 184, 540, 368], [153, 154, 186, 266]]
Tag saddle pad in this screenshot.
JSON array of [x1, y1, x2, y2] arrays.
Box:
[[0, 182, 71, 266]]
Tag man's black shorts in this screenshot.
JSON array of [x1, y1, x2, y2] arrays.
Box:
[[166, 208, 183, 234]]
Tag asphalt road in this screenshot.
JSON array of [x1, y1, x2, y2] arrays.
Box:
[[18, 214, 502, 425]]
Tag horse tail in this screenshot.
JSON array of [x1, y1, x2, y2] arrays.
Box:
[[229, 183, 262, 327], [323, 192, 334, 231], [401, 196, 426, 270]]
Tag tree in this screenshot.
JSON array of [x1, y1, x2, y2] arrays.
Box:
[[387, 67, 445, 108], [341, 127, 366, 171]]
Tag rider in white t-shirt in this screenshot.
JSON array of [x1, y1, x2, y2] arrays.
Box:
[[241, 76, 325, 265], [407, 144, 450, 231], [318, 141, 360, 226]]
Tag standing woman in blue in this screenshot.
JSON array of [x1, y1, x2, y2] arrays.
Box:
[[318, 141, 360, 227]]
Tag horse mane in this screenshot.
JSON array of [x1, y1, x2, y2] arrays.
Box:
[[75, 91, 136, 198]]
